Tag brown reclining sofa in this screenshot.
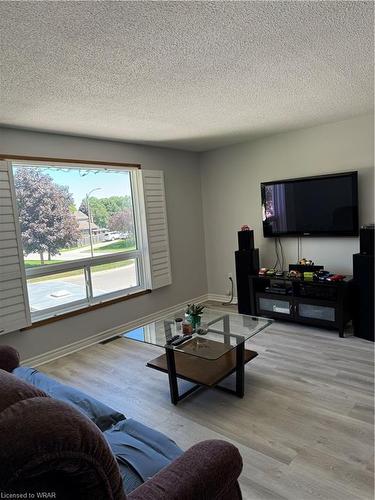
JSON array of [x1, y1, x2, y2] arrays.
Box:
[[0, 345, 243, 499]]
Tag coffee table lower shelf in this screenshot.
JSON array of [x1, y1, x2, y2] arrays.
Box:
[[146, 348, 258, 403]]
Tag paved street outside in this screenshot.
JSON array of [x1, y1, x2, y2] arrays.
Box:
[[28, 262, 137, 311]]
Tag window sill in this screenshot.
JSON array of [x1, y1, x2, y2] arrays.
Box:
[[21, 289, 151, 331]]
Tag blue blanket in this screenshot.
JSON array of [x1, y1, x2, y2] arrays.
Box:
[[13, 366, 183, 488], [14, 366, 125, 430], [104, 418, 182, 481]]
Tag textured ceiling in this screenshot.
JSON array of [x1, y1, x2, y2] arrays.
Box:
[[0, 1, 373, 151]]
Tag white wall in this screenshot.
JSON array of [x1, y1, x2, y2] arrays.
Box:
[[0, 128, 207, 360], [1, 113, 373, 359], [200, 114, 374, 296]]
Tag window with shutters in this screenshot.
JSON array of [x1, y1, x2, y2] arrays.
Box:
[[0, 162, 31, 333], [2, 159, 171, 326]]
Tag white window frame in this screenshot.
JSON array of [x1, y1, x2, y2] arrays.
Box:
[[11, 161, 150, 322]]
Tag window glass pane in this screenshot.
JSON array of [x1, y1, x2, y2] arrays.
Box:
[[91, 259, 138, 297], [27, 270, 87, 313], [12, 164, 137, 267]]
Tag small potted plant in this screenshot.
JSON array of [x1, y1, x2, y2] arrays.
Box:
[[186, 303, 205, 329]]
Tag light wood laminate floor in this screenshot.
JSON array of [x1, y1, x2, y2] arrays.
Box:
[[41, 304, 374, 500]]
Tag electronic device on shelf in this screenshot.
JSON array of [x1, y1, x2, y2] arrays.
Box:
[[265, 287, 287, 295], [265, 280, 292, 295], [298, 283, 338, 300], [261, 171, 359, 237], [289, 263, 324, 274], [271, 279, 292, 287], [298, 258, 314, 266], [250, 274, 353, 336]]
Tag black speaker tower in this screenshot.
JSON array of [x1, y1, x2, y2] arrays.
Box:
[[359, 224, 374, 255], [353, 224, 374, 342], [235, 230, 259, 314]]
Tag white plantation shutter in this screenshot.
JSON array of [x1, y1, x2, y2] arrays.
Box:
[[141, 170, 172, 289], [0, 161, 31, 334]]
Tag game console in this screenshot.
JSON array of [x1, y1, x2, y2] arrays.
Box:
[[265, 280, 292, 295]]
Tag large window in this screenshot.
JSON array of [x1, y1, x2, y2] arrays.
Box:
[[12, 162, 145, 320]]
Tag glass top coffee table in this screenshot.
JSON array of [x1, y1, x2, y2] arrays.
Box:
[[123, 308, 273, 405]]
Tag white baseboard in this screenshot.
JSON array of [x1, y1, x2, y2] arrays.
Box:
[[207, 293, 238, 305], [22, 293, 209, 368]]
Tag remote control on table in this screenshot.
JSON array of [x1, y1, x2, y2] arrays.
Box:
[[171, 335, 192, 346], [165, 335, 181, 345]]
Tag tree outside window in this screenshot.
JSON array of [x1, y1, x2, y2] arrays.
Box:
[[14, 168, 79, 264]]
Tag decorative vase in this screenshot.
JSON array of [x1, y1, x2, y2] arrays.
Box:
[[189, 314, 201, 329]]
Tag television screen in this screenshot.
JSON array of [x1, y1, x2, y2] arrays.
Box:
[[261, 172, 359, 237]]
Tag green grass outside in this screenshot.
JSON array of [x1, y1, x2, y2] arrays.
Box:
[[94, 240, 136, 253], [24, 260, 65, 268], [24, 240, 136, 269], [26, 259, 135, 283], [49, 239, 136, 254]]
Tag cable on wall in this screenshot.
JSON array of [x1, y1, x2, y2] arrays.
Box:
[[221, 276, 234, 306], [297, 236, 300, 262], [278, 237, 285, 271], [273, 237, 281, 270]]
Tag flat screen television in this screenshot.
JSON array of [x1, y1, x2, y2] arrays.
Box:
[[261, 172, 359, 237]]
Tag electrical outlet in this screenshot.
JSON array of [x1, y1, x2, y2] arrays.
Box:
[[227, 273, 233, 280]]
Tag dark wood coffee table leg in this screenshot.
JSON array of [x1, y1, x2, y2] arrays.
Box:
[[165, 347, 179, 405], [164, 348, 202, 405], [235, 343, 245, 398]]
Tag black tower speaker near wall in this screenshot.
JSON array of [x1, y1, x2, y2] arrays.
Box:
[[238, 230, 254, 251], [359, 224, 374, 255], [235, 231, 259, 314], [353, 225, 374, 341]]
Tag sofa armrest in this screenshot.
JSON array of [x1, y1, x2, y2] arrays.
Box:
[[0, 393, 125, 500], [128, 439, 242, 500]]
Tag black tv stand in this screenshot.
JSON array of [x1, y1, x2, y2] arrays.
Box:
[[247, 274, 353, 337]]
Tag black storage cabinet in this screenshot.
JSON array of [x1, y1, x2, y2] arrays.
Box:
[[249, 275, 353, 337]]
